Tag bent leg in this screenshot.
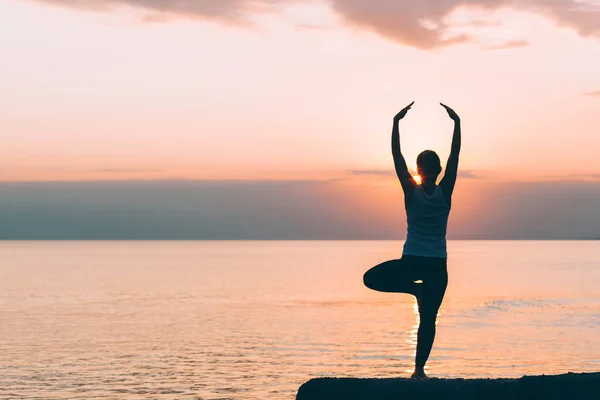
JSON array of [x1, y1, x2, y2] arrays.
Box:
[[363, 258, 418, 295], [414, 266, 448, 374]]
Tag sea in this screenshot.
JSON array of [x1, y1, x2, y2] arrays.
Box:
[[1, 241, 599, 399]]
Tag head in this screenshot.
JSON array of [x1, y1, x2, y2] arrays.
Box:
[[416, 150, 442, 182]]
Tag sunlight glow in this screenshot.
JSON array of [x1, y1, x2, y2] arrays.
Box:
[[413, 175, 422, 185]]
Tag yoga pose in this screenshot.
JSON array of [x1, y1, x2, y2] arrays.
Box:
[[363, 102, 461, 379]]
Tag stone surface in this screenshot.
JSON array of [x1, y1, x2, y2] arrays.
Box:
[[296, 372, 600, 400]]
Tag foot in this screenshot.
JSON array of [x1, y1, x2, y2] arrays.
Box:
[[411, 369, 429, 379]]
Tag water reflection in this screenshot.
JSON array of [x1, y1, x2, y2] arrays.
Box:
[[0, 241, 599, 399]]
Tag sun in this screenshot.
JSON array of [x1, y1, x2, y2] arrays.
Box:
[[413, 175, 422, 185]]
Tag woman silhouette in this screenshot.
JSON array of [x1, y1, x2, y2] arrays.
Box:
[[363, 102, 461, 379]]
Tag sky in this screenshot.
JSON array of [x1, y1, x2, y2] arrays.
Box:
[[1, 0, 599, 239]]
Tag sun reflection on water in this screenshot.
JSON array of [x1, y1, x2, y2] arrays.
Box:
[[404, 298, 420, 373]]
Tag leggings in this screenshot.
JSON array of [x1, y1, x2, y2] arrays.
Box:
[[363, 255, 448, 369]]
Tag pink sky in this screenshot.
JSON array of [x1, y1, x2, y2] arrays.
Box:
[[1, 0, 600, 182]]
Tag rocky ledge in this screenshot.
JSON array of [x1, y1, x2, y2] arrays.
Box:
[[296, 372, 600, 400]]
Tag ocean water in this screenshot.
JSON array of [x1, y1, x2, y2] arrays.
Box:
[[1, 241, 599, 399]]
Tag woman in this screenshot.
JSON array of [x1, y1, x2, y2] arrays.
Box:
[[363, 101, 461, 379]]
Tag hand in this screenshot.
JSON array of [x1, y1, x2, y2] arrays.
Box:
[[394, 101, 415, 121], [440, 103, 460, 122]]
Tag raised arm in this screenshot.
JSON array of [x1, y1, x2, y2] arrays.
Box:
[[439, 103, 461, 203], [392, 102, 417, 197]]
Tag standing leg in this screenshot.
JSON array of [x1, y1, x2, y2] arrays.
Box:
[[412, 265, 448, 378], [363, 258, 418, 295]]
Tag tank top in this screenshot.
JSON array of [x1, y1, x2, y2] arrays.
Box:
[[402, 185, 450, 258]]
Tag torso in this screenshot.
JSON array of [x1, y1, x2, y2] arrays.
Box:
[[402, 185, 451, 259]]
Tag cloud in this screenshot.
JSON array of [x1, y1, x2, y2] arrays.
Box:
[[33, 0, 291, 25], [95, 168, 163, 173], [327, 0, 477, 49], [484, 40, 530, 50], [294, 23, 330, 31], [1, 179, 600, 239], [139, 13, 172, 23], [458, 170, 479, 179], [347, 169, 395, 177], [348, 169, 479, 178], [330, 0, 600, 48], [584, 90, 600, 97], [541, 173, 600, 179], [31, 0, 600, 48], [0, 179, 398, 240], [454, 19, 504, 28]]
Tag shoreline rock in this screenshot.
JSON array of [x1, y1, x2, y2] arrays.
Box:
[[296, 372, 600, 400]]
